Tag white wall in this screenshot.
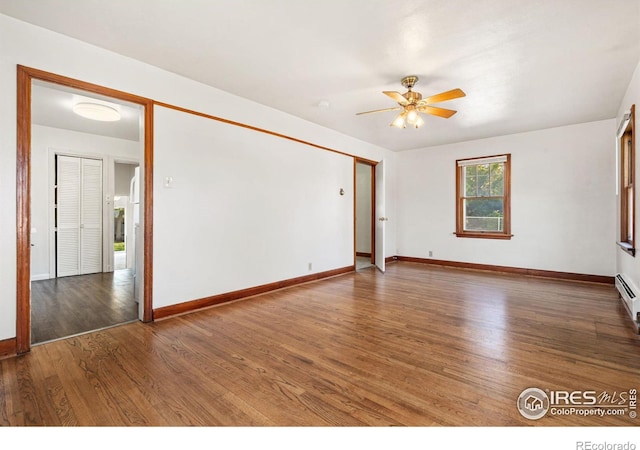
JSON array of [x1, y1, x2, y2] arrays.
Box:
[[616, 60, 640, 291], [396, 119, 616, 276], [0, 14, 395, 341], [154, 106, 354, 308], [30, 125, 140, 280], [356, 163, 372, 254], [115, 163, 137, 197]]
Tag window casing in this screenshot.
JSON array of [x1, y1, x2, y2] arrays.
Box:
[[456, 154, 511, 240], [619, 104, 635, 256]]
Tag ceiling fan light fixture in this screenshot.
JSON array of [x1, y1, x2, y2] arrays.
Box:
[[72, 102, 121, 122], [391, 111, 407, 128], [406, 106, 418, 125], [414, 115, 425, 128]]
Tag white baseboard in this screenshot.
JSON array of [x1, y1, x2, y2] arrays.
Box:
[[31, 273, 51, 281]]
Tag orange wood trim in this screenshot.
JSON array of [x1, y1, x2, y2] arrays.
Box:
[[632, 104, 636, 252], [0, 338, 17, 360], [15, 66, 155, 350], [503, 153, 512, 236], [352, 159, 357, 265], [455, 158, 463, 235], [153, 265, 355, 320], [372, 162, 378, 265], [355, 157, 379, 168], [354, 158, 376, 264], [16, 66, 32, 354], [454, 232, 513, 240], [143, 105, 154, 322], [18, 66, 153, 105], [369, 164, 376, 264], [619, 104, 635, 253], [385, 256, 397, 264], [396, 256, 614, 284], [154, 101, 379, 164]]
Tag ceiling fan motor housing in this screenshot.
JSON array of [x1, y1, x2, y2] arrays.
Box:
[[401, 75, 419, 89], [401, 76, 421, 104], [403, 90, 422, 104]]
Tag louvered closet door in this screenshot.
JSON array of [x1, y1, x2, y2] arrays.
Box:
[[56, 156, 81, 277], [56, 156, 103, 277], [80, 158, 103, 274]]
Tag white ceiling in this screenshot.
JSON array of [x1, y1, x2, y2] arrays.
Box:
[[2, 0, 639, 151], [32, 81, 142, 141]]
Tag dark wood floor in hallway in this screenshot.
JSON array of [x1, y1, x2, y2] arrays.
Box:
[[2, 262, 638, 426], [31, 270, 138, 344]]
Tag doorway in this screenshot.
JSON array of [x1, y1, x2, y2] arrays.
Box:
[[30, 82, 142, 344], [113, 162, 140, 273], [16, 66, 154, 353], [355, 160, 375, 270]]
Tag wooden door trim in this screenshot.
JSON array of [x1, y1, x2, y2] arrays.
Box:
[[16, 65, 154, 354], [370, 163, 376, 265], [354, 158, 376, 266]]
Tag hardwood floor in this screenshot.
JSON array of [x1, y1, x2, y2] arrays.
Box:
[[31, 270, 138, 344], [2, 262, 638, 426]]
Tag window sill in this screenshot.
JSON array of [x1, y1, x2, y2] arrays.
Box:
[[455, 232, 513, 240], [617, 241, 636, 257]]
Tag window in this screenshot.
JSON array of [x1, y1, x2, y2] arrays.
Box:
[[619, 104, 635, 256], [456, 154, 511, 239]]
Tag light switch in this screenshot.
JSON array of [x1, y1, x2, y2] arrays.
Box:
[[164, 176, 173, 188]]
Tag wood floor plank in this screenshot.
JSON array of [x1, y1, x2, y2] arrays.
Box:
[[1, 262, 638, 426]]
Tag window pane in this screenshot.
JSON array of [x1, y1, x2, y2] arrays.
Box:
[[477, 165, 489, 193], [489, 163, 504, 196], [477, 174, 490, 196], [476, 164, 489, 176], [464, 166, 476, 196], [464, 198, 504, 232]]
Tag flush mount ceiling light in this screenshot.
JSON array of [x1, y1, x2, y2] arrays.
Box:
[[72, 102, 121, 121], [356, 75, 465, 129]]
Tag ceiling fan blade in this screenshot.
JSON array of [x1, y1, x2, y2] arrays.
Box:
[[383, 91, 409, 105], [418, 105, 457, 118], [356, 106, 402, 115], [422, 88, 466, 105]]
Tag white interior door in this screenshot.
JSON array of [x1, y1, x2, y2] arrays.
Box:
[[56, 156, 81, 277], [56, 155, 103, 277], [375, 159, 386, 272], [80, 158, 103, 274]]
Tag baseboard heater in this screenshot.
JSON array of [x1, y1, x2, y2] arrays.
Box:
[[615, 273, 639, 331]]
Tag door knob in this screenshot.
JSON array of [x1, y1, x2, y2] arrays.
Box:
[[378, 217, 388, 221]]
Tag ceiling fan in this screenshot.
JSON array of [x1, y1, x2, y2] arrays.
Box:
[[356, 76, 465, 128]]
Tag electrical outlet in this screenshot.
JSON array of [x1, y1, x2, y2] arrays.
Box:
[[428, 251, 433, 257]]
